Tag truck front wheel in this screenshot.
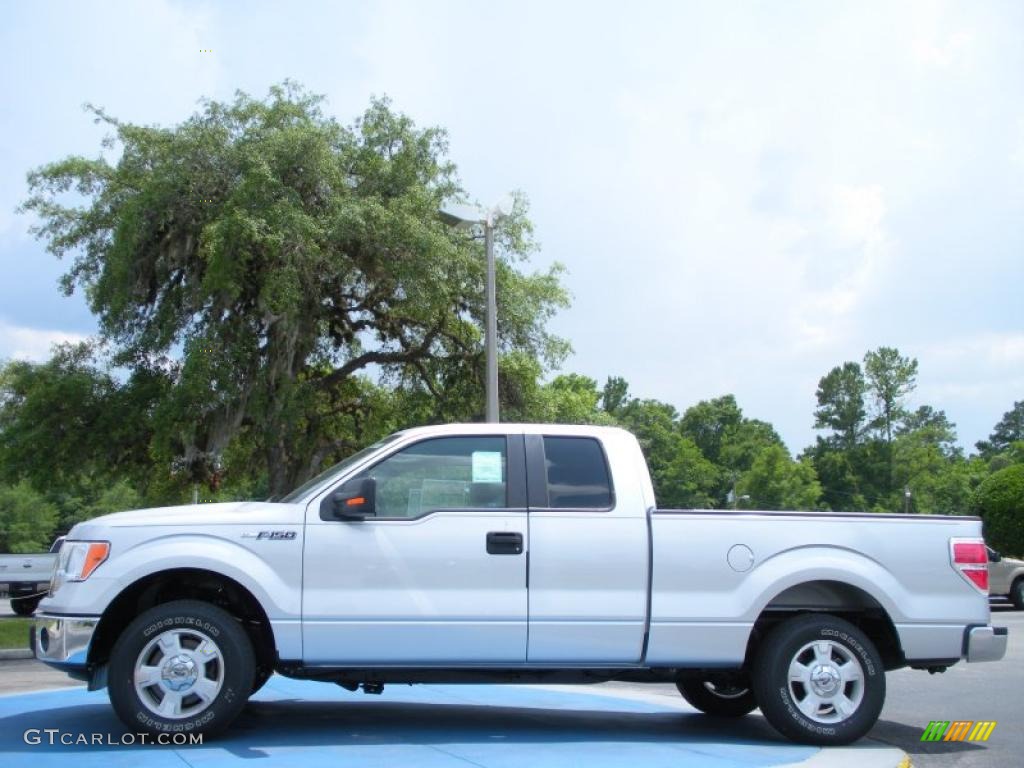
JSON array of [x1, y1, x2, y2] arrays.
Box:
[[108, 600, 254, 737], [751, 614, 885, 745], [676, 676, 757, 717], [1011, 579, 1024, 610]]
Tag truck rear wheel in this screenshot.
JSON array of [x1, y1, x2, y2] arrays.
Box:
[[751, 614, 885, 745], [108, 599, 254, 737], [10, 595, 41, 616], [676, 676, 757, 717]]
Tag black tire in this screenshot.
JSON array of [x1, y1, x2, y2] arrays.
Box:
[[677, 676, 758, 717], [108, 600, 254, 737], [1011, 579, 1024, 610], [250, 666, 272, 696], [751, 614, 885, 745], [10, 595, 41, 616]]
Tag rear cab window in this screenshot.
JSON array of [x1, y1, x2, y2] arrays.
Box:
[[542, 436, 614, 509]]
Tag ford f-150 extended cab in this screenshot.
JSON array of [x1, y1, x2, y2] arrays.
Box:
[[33, 423, 1007, 745]]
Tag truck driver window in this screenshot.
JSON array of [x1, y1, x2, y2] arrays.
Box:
[[542, 436, 613, 509], [361, 436, 508, 518]]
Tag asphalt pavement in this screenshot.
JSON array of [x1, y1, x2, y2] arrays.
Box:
[[865, 603, 1021, 768]]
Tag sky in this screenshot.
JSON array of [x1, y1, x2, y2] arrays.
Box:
[[1, 0, 1022, 455]]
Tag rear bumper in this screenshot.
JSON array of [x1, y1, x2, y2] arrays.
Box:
[[32, 613, 97, 671], [964, 625, 1008, 662]]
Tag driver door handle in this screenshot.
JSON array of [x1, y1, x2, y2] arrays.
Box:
[[486, 532, 524, 555]]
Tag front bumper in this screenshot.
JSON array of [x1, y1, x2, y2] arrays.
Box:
[[32, 613, 97, 669], [964, 625, 1008, 662]]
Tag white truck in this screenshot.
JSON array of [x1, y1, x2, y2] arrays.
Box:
[[33, 424, 1007, 745], [0, 538, 62, 615]]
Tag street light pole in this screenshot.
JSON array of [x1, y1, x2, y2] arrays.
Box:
[[484, 212, 499, 423], [440, 199, 510, 424]]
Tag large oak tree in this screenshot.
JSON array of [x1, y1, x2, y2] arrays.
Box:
[[22, 83, 568, 494]]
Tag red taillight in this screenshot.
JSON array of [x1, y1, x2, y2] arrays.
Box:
[[962, 568, 988, 591], [950, 538, 988, 593], [952, 541, 986, 564]]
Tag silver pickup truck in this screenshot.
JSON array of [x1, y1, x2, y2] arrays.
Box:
[[33, 424, 1007, 745], [0, 537, 62, 615]]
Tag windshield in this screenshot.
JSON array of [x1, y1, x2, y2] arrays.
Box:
[[277, 433, 402, 503]]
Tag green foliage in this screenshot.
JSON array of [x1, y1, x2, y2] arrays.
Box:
[[657, 437, 719, 509], [804, 347, 976, 513], [21, 83, 569, 495], [679, 395, 743, 465], [976, 401, 1024, 459], [0, 481, 58, 553], [814, 362, 867, 448], [534, 374, 614, 425], [679, 395, 785, 505], [0, 344, 161, 491], [864, 347, 918, 444], [737, 446, 822, 510], [600, 376, 630, 416], [611, 395, 714, 507], [973, 464, 1024, 557]]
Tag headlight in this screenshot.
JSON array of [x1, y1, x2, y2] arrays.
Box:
[[49, 541, 110, 595]]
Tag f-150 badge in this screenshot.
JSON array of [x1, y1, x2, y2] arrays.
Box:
[[242, 531, 297, 540]]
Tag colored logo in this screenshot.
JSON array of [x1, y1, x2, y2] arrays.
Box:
[[920, 720, 996, 742]]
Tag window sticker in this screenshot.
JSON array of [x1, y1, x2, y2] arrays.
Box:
[[472, 451, 503, 483]]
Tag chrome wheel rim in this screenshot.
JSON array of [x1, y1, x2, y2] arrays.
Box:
[[134, 628, 224, 719], [787, 639, 864, 724], [703, 681, 750, 699]]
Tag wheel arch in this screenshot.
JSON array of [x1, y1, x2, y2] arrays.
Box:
[[745, 579, 904, 671], [88, 567, 277, 677]]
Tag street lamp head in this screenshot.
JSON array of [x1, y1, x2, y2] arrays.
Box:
[[438, 205, 480, 230], [440, 195, 514, 229]]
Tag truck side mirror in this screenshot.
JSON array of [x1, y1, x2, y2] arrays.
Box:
[[987, 547, 1001, 563], [321, 477, 376, 521]]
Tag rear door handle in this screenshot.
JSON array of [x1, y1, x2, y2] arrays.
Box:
[[486, 532, 524, 555]]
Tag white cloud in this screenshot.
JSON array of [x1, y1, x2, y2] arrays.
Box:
[[908, 0, 976, 70], [793, 184, 891, 348], [1012, 116, 1024, 169], [923, 332, 1024, 368], [0, 322, 89, 362], [827, 185, 886, 247], [912, 30, 975, 69]]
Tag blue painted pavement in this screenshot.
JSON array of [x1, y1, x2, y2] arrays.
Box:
[[0, 676, 817, 767]]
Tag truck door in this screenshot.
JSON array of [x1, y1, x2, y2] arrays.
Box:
[[525, 432, 650, 663], [302, 433, 528, 664]]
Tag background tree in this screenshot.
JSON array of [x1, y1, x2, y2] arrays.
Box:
[[976, 401, 1024, 460], [0, 482, 58, 552], [814, 362, 867, 449], [679, 395, 743, 466], [974, 464, 1024, 556], [737, 446, 822, 510], [864, 346, 918, 496], [21, 84, 569, 496], [679, 395, 785, 505], [864, 347, 919, 446], [600, 376, 630, 417], [891, 410, 973, 514]]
